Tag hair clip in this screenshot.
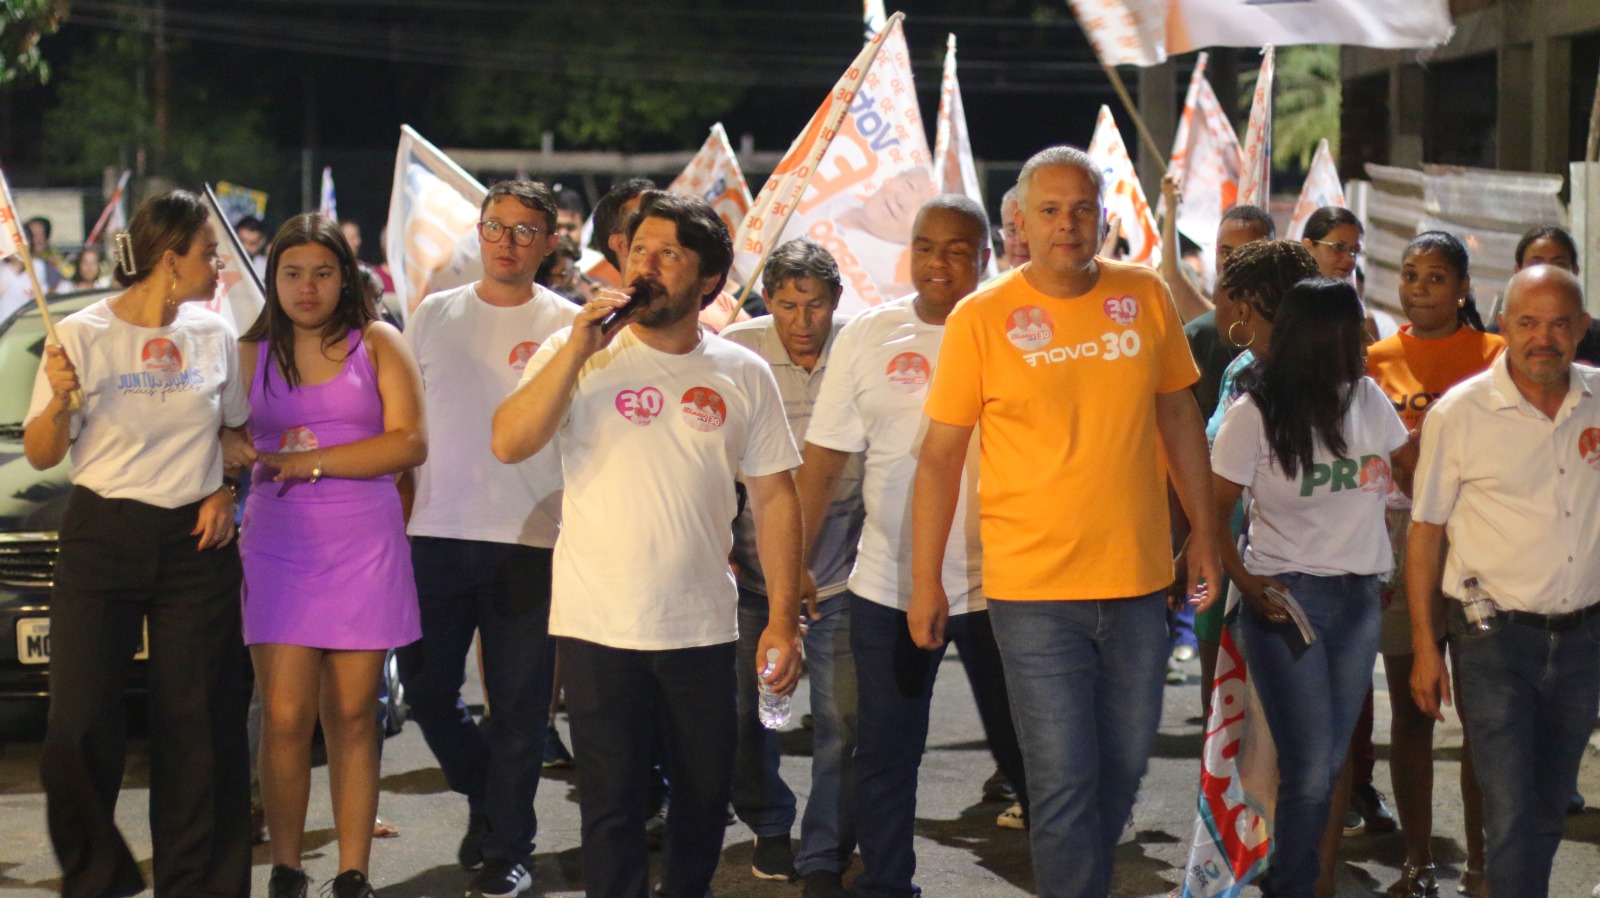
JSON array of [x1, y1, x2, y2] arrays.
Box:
[[113, 232, 137, 277]]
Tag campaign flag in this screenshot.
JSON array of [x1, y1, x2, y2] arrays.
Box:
[[931, 35, 995, 278], [1285, 139, 1345, 241], [384, 125, 487, 320], [1238, 47, 1274, 209], [864, 0, 887, 40], [0, 166, 26, 261], [320, 166, 338, 220], [86, 170, 132, 247], [1086, 105, 1161, 267], [1166, 53, 1241, 287], [732, 13, 932, 313], [1179, 624, 1276, 898], [214, 181, 269, 226], [669, 124, 754, 242], [202, 184, 268, 335], [1064, 0, 1453, 68]]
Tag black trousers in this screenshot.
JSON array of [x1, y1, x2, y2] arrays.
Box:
[[42, 487, 250, 898], [560, 637, 737, 898]]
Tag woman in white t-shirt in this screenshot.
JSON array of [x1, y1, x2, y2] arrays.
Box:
[[1205, 277, 1408, 898], [22, 190, 252, 898]]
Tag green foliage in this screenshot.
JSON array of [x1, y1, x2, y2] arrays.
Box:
[[41, 31, 276, 186], [1240, 45, 1341, 173], [0, 0, 66, 85]]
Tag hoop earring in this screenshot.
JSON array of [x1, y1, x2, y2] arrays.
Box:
[[1227, 319, 1255, 348], [166, 275, 180, 308], [1457, 296, 1466, 308]]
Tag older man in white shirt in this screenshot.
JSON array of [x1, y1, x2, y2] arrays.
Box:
[[1407, 265, 1600, 898]]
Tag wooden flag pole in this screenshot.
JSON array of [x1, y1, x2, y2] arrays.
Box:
[[15, 244, 82, 409], [1587, 65, 1600, 163], [1101, 63, 1168, 176]]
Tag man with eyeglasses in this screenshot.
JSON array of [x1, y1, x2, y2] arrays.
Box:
[[397, 180, 577, 898]]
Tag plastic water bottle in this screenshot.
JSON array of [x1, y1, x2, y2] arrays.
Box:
[[757, 647, 790, 730], [1460, 576, 1502, 637]]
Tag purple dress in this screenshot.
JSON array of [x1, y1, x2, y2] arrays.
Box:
[[239, 329, 420, 650]]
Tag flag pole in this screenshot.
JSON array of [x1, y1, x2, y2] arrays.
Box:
[[1101, 64, 1168, 176], [16, 243, 81, 409]]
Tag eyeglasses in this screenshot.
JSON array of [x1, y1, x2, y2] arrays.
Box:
[[1311, 239, 1364, 258], [477, 220, 543, 247]]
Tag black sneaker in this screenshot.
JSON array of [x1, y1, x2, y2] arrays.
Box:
[[268, 865, 309, 898], [801, 870, 846, 898], [542, 724, 574, 769], [458, 813, 489, 870], [981, 768, 1016, 804], [751, 834, 797, 881], [328, 870, 376, 898], [470, 858, 532, 898], [1350, 783, 1398, 834]]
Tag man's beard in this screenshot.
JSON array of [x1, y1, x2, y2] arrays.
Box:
[[634, 284, 699, 329]]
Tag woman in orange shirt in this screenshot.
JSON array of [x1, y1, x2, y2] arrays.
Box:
[[1365, 231, 1503, 898]]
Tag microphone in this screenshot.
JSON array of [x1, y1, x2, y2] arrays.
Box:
[[600, 280, 652, 335]]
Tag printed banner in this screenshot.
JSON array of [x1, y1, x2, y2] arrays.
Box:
[[1179, 623, 1276, 898], [320, 166, 338, 220], [1065, 0, 1453, 68], [733, 14, 932, 313], [1237, 47, 1274, 209], [931, 34, 997, 279], [864, 0, 887, 40], [1285, 139, 1345, 241], [214, 181, 269, 226], [1087, 105, 1161, 267], [668, 124, 754, 244], [1167, 53, 1241, 288], [0, 166, 25, 260], [384, 125, 488, 320], [202, 184, 268, 335]]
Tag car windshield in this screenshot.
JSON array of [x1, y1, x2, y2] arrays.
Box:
[[0, 313, 49, 430]]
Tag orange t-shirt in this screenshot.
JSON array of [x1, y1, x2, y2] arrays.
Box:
[[1365, 325, 1505, 431], [923, 261, 1199, 601]]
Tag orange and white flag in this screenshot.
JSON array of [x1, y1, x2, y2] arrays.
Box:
[[931, 34, 995, 278], [1066, 0, 1451, 68], [0, 166, 27, 261], [1237, 47, 1274, 209], [1286, 139, 1345, 241], [669, 124, 753, 244], [733, 12, 931, 313], [86, 170, 132, 247], [1087, 105, 1161, 267], [201, 185, 268, 334], [1166, 53, 1241, 286], [384, 125, 488, 320], [863, 0, 887, 40]]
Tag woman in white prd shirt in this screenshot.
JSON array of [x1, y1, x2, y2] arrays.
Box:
[[22, 191, 252, 898], [1204, 277, 1408, 898]]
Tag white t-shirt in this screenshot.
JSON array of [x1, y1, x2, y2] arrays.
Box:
[[24, 298, 249, 508], [406, 283, 577, 547], [522, 325, 801, 650], [1212, 376, 1407, 577], [805, 297, 984, 613]]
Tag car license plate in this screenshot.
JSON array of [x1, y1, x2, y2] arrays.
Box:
[[16, 617, 149, 664]]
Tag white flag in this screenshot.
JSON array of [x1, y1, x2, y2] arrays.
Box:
[[1166, 54, 1241, 288], [864, 0, 887, 40], [202, 184, 268, 335], [0, 165, 28, 260], [668, 124, 753, 243], [320, 166, 338, 220], [931, 34, 995, 278], [1237, 47, 1274, 210], [1285, 139, 1345, 241], [384, 125, 488, 320], [1087, 105, 1161, 267], [1065, 0, 1452, 68], [732, 13, 916, 312]]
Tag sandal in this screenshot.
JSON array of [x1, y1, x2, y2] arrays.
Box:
[[372, 815, 399, 839], [1387, 864, 1439, 898], [1458, 868, 1484, 898]]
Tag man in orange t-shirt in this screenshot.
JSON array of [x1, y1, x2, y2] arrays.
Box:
[[910, 146, 1222, 898]]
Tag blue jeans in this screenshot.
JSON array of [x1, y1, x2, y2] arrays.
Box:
[[852, 595, 1018, 898], [1452, 607, 1600, 898], [396, 537, 555, 862], [1238, 572, 1380, 898], [732, 590, 858, 873], [987, 593, 1168, 898]]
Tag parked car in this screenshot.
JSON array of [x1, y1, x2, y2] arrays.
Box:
[[0, 291, 406, 733]]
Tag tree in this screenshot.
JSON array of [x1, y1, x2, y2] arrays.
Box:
[[0, 0, 66, 85], [1240, 45, 1341, 173]]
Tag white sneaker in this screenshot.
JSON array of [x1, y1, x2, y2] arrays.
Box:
[[995, 802, 1025, 829]]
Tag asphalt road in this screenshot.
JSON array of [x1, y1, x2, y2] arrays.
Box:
[[1, 649, 1596, 897]]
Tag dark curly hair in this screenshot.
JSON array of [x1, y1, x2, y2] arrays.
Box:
[[1215, 239, 1321, 323]]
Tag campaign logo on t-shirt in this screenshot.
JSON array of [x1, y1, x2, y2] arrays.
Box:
[[1104, 296, 1139, 327], [1359, 456, 1392, 494], [1579, 427, 1600, 471], [508, 341, 539, 372], [141, 338, 183, 373], [1005, 306, 1054, 351], [615, 387, 665, 426], [680, 387, 727, 432], [279, 426, 319, 453], [885, 352, 931, 393]]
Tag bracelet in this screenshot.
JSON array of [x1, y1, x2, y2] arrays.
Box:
[[222, 477, 240, 501], [309, 452, 324, 484]]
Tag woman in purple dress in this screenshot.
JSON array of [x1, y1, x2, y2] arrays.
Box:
[[236, 213, 426, 898]]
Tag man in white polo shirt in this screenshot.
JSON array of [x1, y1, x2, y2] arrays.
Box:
[[399, 180, 577, 898], [799, 195, 1027, 898], [492, 191, 803, 898], [1408, 265, 1600, 898]]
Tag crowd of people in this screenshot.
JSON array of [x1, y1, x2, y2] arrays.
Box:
[[18, 143, 1598, 898]]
